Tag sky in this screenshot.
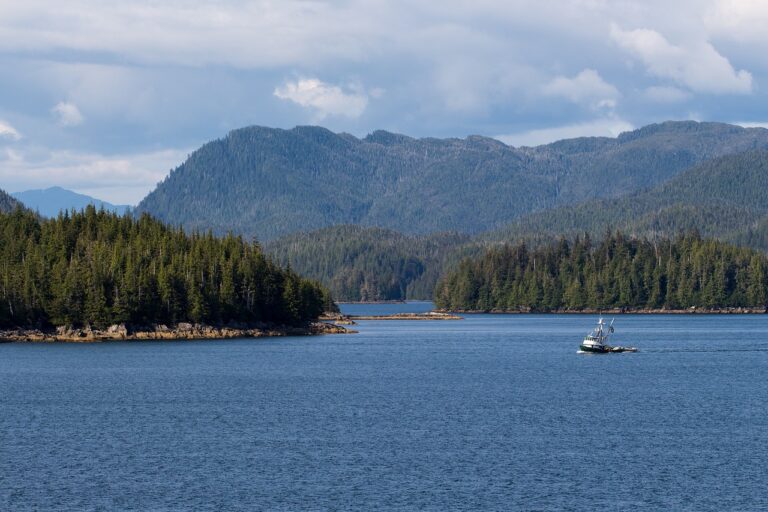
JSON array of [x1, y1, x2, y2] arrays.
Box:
[[1, 0, 768, 204]]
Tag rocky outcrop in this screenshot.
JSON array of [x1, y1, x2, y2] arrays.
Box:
[[318, 313, 357, 325], [0, 321, 355, 343]]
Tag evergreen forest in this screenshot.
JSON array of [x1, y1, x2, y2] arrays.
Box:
[[435, 232, 768, 312], [0, 207, 333, 330], [266, 225, 479, 301]]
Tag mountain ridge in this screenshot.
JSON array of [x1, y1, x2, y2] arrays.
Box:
[[487, 148, 768, 245], [137, 121, 768, 241], [0, 188, 23, 213], [12, 187, 130, 217]]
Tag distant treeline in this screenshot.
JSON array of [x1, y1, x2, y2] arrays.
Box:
[[0, 207, 335, 329], [266, 225, 480, 301], [434, 232, 768, 311]]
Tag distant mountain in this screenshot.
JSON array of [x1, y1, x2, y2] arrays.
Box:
[[137, 121, 768, 241], [12, 187, 130, 217], [487, 149, 768, 248], [0, 188, 24, 213]]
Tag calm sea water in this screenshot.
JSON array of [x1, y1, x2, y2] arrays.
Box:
[[2, 304, 767, 511]]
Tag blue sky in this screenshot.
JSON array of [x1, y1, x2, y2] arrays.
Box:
[[1, 0, 767, 204]]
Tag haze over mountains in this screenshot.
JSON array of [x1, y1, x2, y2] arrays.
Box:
[[137, 121, 768, 242], [12, 187, 130, 217]]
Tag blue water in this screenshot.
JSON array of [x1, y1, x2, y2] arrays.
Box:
[[2, 305, 767, 511], [339, 300, 435, 316]]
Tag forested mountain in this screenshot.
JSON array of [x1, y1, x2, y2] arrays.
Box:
[[13, 186, 130, 217], [271, 147, 768, 302], [488, 149, 768, 249], [435, 232, 768, 312], [0, 207, 332, 329], [137, 121, 768, 241], [266, 226, 480, 301], [0, 187, 23, 213]]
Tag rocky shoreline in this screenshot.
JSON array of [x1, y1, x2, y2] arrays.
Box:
[[321, 311, 462, 321], [0, 321, 354, 343], [437, 307, 768, 314], [349, 312, 463, 320]]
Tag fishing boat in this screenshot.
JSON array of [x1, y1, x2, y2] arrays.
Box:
[[579, 317, 637, 353]]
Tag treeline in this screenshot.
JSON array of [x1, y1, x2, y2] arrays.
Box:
[[266, 225, 480, 301], [0, 207, 335, 329], [435, 232, 768, 311]]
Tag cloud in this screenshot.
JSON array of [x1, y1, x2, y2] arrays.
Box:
[[2, 0, 768, 186], [0, 1, 379, 69], [543, 69, 620, 110], [495, 117, 634, 147], [0, 146, 188, 204], [644, 85, 690, 103], [704, 0, 768, 42], [274, 78, 371, 119], [51, 101, 84, 126], [0, 120, 22, 140], [610, 24, 752, 94]]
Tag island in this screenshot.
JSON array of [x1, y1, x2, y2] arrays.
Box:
[[0, 207, 349, 342]]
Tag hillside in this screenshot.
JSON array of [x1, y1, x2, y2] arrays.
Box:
[[488, 149, 768, 248], [0, 188, 23, 213], [266, 225, 480, 301], [137, 121, 768, 241], [12, 187, 130, 217], [269, 149, 768, 301]]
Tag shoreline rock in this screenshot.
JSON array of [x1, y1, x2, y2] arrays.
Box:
[[0, 321, 355, 343], [349, 312, 462, 320], [318, 313, 357, 325]]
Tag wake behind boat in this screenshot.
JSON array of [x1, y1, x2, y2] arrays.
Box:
[[579, 317, 637, 354]]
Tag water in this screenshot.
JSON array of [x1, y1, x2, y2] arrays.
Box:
[[2, 305, 767, 511], [339, 300, 435, 316]]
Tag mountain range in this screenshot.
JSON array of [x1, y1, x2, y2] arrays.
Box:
[[11, 187, 130, 217], [137, 121, 768, 242], [5, 120, 768, 301]]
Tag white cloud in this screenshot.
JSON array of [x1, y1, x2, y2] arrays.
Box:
[[644, 85, 690, 103], [495, 117, 634, 147], [0, 120, 22, 140], [1, 0, 768, 190], [0, 146, 188, 204], [51, 101, 84, 126], [274, 78, 371, 119], [610, 24, 752, 94], [0, 1, 379, 69], [704, 1, 768, 42], [543, 69, 620, 111]]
